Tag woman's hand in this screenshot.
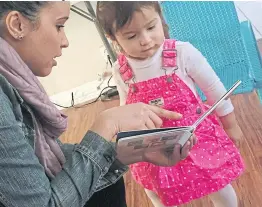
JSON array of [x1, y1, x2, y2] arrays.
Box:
[[142, 135, 197, 166], [116, 135, 197, 166], [90, 102, 182, 141]]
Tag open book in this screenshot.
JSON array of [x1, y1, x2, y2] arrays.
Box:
[[116, 80, 241, 161]]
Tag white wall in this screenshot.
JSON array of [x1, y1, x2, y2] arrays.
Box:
[[38, 1, 108, 96], [235, 1, 262, 40]]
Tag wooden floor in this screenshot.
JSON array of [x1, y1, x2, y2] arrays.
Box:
[[60, 92, 262, 207]]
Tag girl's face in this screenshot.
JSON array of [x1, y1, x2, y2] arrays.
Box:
[[115, 7, 165, 60]]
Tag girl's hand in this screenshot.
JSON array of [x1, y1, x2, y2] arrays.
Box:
[[224, 124, 244, 147]]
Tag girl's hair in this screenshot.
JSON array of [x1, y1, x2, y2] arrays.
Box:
[[96, 1, 170, 40], [0, 1, 49, 35]]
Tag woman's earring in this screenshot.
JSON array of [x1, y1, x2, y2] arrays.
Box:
[[16, 34, 23, 40], [18, 35, 23, 40]]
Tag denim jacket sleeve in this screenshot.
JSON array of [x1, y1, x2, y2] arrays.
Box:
[[0, 86, 128, 207]]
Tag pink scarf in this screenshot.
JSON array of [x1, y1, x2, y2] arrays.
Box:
[[0, 37, 67, 178]]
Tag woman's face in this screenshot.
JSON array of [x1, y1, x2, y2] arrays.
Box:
[[4, 2, 70, 77]]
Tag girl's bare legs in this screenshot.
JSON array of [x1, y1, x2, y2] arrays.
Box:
[[145, 189, 177, 207], [145, 184, 237, 207], [209, 184, 238, 207]]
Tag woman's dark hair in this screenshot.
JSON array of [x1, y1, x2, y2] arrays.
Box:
[[0, 1, 49, 34], [96, 1, 170, 40]]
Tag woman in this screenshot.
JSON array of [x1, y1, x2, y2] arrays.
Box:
[[0, 2, 195, 207]]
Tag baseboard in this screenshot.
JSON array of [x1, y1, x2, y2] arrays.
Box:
[[50, 76, 115, 110]]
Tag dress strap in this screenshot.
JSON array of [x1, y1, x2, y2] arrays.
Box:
[[162, 39, 177, 68], [117, 39, 177, 82], [117, 54, 134, 82]]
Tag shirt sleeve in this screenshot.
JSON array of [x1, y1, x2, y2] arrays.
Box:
[[184, 42, 234, 117], [0, 88, 128, 207], [112, 62, 128, 106]]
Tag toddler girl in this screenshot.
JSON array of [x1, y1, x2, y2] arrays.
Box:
[[97, 2, 245, 207]]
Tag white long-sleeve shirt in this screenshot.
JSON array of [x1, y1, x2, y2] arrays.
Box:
[[113, 41, 234, 117]]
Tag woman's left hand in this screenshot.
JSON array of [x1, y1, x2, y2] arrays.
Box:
[[142, 134, 197, 166]]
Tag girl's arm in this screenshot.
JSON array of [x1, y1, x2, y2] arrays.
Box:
[[219, 112, 243, 146], [184, 42, 243, 144], [220, 112, 238, 129]]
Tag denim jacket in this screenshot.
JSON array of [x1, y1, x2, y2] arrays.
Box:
[[0, 74, 128, 207]]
